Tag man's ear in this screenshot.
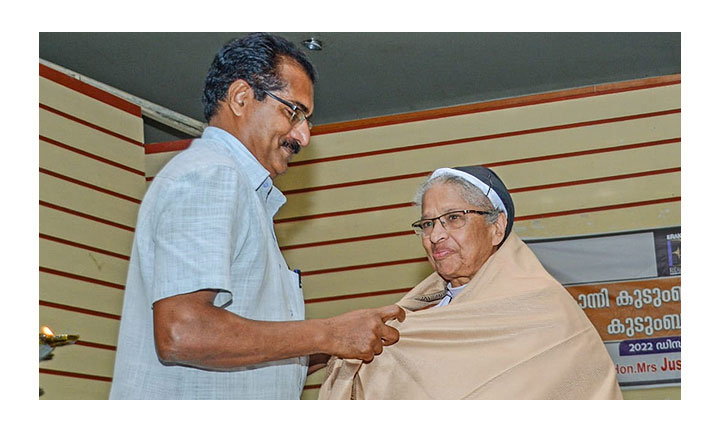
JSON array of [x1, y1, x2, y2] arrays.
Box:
[[491, 212, 508, 247], [227, 79, 251, 117]]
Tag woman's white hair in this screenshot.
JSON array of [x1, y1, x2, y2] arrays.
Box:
[[413, 173, 503, 224]]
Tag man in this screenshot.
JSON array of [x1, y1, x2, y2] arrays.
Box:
[[110, 33, 405, 400]]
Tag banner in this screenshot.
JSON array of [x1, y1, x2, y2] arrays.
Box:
[[527, 227, 681, 389], [566, 278, 680, 387]]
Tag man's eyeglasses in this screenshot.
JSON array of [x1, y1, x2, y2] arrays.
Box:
[[411, 210, 492, 237], [263, 90, 312, 130]]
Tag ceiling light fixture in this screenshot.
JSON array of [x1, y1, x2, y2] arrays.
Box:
[[302, 38, 323, 51]]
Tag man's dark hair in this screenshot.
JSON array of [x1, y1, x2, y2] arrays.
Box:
[[201, 33, 317, 121]]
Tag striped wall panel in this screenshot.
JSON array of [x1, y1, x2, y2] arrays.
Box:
[[39, 173, 139, 231], [274, 168, 680, 253], [39, 66, 143, 142], [129, 74, 681, 400], [279, 84, 679, 168], [39, 64, 145, 399]]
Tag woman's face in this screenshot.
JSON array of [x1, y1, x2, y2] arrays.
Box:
[[420, 182, 506, 287]]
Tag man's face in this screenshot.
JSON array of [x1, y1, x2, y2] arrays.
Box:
[[242, 59, 314, 179]]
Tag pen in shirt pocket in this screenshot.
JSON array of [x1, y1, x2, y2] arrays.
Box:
[[293, 269, 302, 289]]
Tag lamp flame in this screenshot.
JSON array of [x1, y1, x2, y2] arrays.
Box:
[[41, 326, 55, 337], [39, 326, 78, 347]]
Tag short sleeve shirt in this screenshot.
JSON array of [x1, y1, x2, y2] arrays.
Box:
[[109, 127, 307, 399]]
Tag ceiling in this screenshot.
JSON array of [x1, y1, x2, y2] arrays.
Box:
[[38, 32, 680, 144]]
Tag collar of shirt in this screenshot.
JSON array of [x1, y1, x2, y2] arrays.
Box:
[[199, 127, 287, 214], [445, 283, 466, 300], [201, 126, 274, 192]]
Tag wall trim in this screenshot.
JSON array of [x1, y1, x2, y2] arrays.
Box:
[[310, 74, 681, 135]]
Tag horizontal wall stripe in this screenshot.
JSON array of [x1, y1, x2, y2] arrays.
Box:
[[514, 202, 680, 240], [39, 368, 113, 383], [40, 109, 145, 173], [284, 233, 426, 287], [277, 136, 680, 223], [277, 172, 679, 252], [309, 75, 681, 136], [38, 343, 117, 382], [40, 135, 145, 177], [305, 291, 408, 319], [510, 167, 680, 194], [283, 136, 679, 196], [304, 287, 412, 304], [300, 260, 432, 301], [297, 88, 681, 182], [284, 171, 430, 196], [40, 271, 125, 317], [39, 168, 141, 204], [279, 115, 680, 198], [515, 196, 681, 221], [276, 202, 415, 224], [488, 138, 680, 168], [39, 201, 135, 232], [40, 103, 143, 147], [40, 139, 146, 202], [281, 230, 413, 251], [277, 165, 679, 224], [40, 267, 125, 290], [40, 206, 134, 260], [282, 196, 680, 255], [40, 76, 144, 145], [303, 257, 428, 277], [39, 170, 141, 229], [145, 139, 193, 154], [40, 300, 121, 321], [39, 375, 112, 400], [40, 233, 130, 261], [40, 239, 130, 287], [76, 340, 117, 351], [40, 63, 141, 117], [288, 109, 679, 169]]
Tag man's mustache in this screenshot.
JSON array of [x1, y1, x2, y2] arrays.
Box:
[[281, 139, 301, 155]]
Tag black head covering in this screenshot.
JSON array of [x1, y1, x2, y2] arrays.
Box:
[[454, 165, 515, 244]]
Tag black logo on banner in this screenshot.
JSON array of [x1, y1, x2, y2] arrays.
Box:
[[654, 228, 681, 276]]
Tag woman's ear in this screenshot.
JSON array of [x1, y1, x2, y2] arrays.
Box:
[[491, 212, 508, 247]]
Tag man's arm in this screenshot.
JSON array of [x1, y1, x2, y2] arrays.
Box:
[[153, 289, 405, 370]]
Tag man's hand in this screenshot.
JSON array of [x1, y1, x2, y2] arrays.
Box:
[[320, 304, 406, 362]]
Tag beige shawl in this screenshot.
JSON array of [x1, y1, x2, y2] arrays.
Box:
[[319, 233, 622, 399]]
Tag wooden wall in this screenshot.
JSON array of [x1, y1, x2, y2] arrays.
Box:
[[39, 64, 145, 399]]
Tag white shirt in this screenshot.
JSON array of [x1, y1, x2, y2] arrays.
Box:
[[110, 127, 307, 399], [434, 283, 466, 307]]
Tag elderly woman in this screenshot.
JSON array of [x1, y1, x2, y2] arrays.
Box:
[[319, 165, 622, 399]]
